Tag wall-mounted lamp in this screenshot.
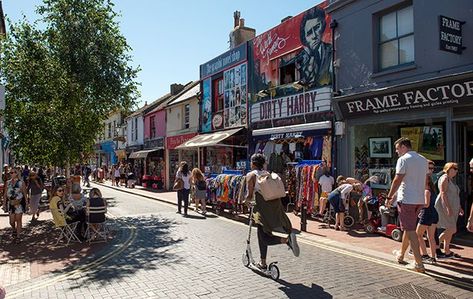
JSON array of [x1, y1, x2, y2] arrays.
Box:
[[257, 90, 269, 98], [292, 80, 306, 91]]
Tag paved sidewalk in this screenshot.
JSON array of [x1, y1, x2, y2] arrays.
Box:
[[0, 199, 122, 289], [97, 180, 473, 283]]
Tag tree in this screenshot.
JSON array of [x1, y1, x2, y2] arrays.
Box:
[[0, 0, 139, 168]]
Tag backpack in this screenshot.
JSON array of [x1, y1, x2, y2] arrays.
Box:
[[256, 172, 286, 201], [432, 171, 443, 194], [196, 180, 207, 191]]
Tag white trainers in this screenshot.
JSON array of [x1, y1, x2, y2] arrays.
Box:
[[287, 233, 300, 257]]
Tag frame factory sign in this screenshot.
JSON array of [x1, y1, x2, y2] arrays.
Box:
[[439, 15, 465, 54], [337, 77, 473, 119]]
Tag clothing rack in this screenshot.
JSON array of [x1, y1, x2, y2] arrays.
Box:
[[298, 160, 323, 166]]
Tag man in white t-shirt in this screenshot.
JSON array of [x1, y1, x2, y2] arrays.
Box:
[[387, 137, 428, 273], [318, 171, 334, 216]]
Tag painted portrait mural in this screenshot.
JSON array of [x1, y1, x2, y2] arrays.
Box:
[[250, 2, 333, 129], [251, 2, 332, 94]]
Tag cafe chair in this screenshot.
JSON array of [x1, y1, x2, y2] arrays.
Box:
[[85, 197, 108, 244], [50, 207, 82, 246]]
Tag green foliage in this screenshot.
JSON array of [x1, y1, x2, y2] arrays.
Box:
[[0, 0, 139, 166]]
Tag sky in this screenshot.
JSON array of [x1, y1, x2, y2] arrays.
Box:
[[3, 0, 321, 107]]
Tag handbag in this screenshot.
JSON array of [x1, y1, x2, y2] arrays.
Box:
[[173, 178, 184, 191], [257, 172, 286, 201], [9, 198, 21, 206]]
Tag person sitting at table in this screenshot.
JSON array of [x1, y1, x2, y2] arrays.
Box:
[[86, 188, 107, 239], [49, 186, 86, 240]]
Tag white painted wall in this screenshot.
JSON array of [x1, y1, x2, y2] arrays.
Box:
[[166, 97, 199, 137], [126, 114, 144, 147]]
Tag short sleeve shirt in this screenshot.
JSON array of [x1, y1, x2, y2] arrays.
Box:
[[395, 151, 428, 205], [319, 175, 334, 193]]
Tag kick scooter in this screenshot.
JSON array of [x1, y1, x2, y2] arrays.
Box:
[[242, 203, 280, 280]]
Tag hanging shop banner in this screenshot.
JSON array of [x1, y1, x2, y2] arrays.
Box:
[[251, 86, 331, 123], [201, 78, 212, 133], [400, 126, 445, 160], [337, 76, 473, 119], [223, 62, 248, 128], [166, 133, 198, 150], [439, 15, 464, 54], [200, 43, 247, 79], [212, 112, 224, 131], [251, 1, 332, 93]]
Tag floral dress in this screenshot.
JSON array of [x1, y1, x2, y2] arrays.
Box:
[[6, 179, 26, 214]]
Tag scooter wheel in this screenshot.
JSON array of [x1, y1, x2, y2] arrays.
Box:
[[344, 215, 355, 228], [268, 263, 280, 280], [391, 228, 403, 242], [242, 252, 250, 267], [365, 223, 375, 234]]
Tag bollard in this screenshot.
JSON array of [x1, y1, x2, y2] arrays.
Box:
[[301, 204, 307, 232]]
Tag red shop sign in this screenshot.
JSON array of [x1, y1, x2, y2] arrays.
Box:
[[166, 133, 198, 150]]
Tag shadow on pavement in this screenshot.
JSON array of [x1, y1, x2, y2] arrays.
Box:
[[0, 218, 105, 278], [277, 279, 332, 298], [65, 215, 183, 288]]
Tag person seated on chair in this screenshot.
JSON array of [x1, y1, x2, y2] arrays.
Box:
[[379, 193, 398, 232], [245, 154, 299, 271], [50, 186, 86, 240], [86, 188, 107, 234]]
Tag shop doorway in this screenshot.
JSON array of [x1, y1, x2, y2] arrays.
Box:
[[453, 120, 473, 229]]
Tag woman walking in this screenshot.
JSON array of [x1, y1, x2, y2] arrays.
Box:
[[435, 162, 463, 258], [191, 168, 207, 216], [176, 162, 191, 217], [2, 168, 29, 243], [416, 160, 439, 264], [245, 154, 299, 270], [28, 171, 44, 222]]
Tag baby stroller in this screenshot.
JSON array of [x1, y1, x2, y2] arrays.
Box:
[[364, 193, 403, 242]]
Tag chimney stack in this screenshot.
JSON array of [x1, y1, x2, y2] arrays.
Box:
[[170, 83, 184, 95], [229, 11, 255, 49], [233, 11, 241, 28]]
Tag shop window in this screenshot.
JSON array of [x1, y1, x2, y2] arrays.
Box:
[[378, 5, 414, 70], [280, 63, 296, 84], [184, 104, 190, 129], [212, 78, 224, 113], [150, 116, 156, 138], [107, 123, 112, 138]]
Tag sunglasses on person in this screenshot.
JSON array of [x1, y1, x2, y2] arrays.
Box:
[[57, 189, 64, 192]]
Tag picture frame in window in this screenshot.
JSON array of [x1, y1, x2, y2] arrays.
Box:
[[368, 137, 392, 158], [368, 168, 392, 189]]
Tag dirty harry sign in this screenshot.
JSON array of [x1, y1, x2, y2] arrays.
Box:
[[338, 78, 473, 118]]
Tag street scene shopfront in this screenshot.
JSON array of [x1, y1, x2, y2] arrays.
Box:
[[335, 71, 473, 229], [166, 132, 198, 189]]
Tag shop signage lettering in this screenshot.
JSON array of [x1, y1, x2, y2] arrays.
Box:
[[200, 43, 247, 79], [439, 15, 464, 54], [251, 87, 331, 123], [144, 137, 164, 149], [166, 133, 198, 150], [270, 132, 303, 140], [338, 78, 473, 118]]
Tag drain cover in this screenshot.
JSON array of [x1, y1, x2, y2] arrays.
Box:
[[380, 283, 455, 299]]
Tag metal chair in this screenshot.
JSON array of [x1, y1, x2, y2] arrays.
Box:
[[50, 207, 82, 246], [85, 197, 108, 243]]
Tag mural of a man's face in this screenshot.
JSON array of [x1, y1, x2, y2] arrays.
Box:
[[304, 17, 324, 51]]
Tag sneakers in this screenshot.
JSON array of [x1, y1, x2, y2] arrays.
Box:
[[406, 263, 426, 273], [256, 262, 267, 270], [287, 233, 300, 257], [425, 257, 436, 264]]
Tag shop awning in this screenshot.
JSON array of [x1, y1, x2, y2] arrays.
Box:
[[176, 128, 243, 149], [129, 149, 160, 159], [252, 121, 331, 140]]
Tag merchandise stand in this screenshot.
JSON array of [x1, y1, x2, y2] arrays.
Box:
[[204, 169, 246, 215]]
